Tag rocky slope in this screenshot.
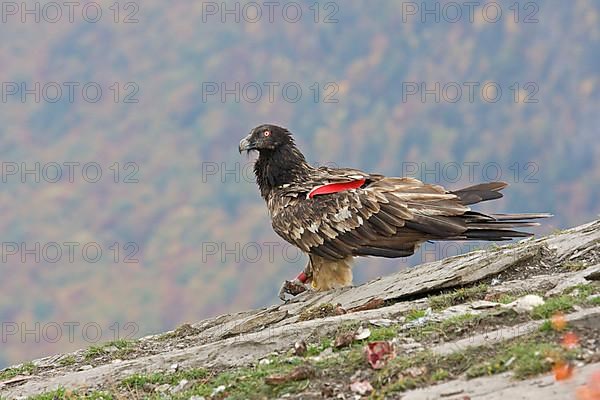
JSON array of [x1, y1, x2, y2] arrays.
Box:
[[1, 219, 599, 399]]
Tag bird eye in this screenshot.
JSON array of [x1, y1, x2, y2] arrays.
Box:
[[263, 130, 271, 137]]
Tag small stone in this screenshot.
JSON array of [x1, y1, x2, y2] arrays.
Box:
[[350, 380, 373, 395], [368, 318, 395, 327], [504, 294, 545, 313], [211, 385, 226, 396], [354, 327, 371, 341], [189, 396, 206, 400], [156, 383, 171, 393], [320, 347, 333, 357], [170, 363, 179, 371], [259, 358, 272, 365], [79, 365, 92, 371], [470, 300, 500, 310], [171, 379, 191, 394]]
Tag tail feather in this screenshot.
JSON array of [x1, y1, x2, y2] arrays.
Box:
[[458, 212, 551, 241], [452, 182, 508, 205]]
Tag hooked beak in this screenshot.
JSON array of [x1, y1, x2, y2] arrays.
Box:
[[239, 133, 254, 153]]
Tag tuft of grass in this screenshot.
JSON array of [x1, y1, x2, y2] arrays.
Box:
[[121, 368, 208, 388], [466, 340, 573, 379], [84, 339, 135, 361], [407, 313, 480, 342], [121, 359, 308, 400], [306, 337, 332, 356], [0, 361, 37, 380], [428, 284, 489, 311], [496, 293, 519, 304], [368, 326, 398, 341], [58, 355, 77, 367], [562, 261, 588, 271], [157, 323, 200, 341], [538, 320, 553, 332], [531, 295, 575, 319], [28, 388, 114, 399], [531, 284, 599, 319], [298, 303, 341, 321], [405, 308, 427, 321]]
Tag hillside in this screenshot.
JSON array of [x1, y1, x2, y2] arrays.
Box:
[[1, 0, 600, 369], [1, 218, 599, 399]]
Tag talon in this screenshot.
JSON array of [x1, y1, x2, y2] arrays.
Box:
[[278, 278, 311, 301]]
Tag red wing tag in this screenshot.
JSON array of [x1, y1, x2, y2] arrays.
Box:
[[308, 179, 366, 199]]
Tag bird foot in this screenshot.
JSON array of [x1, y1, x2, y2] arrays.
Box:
[[278, 278, 311, 302]]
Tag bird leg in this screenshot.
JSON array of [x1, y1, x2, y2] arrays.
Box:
[[278, 270, 312, 301]]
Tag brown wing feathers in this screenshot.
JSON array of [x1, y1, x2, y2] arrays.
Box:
[[269, 175, 550, 261]]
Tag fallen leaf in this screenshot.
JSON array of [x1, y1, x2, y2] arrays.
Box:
[[334, 303, 347, 315], [334, 331, 355, 349], [293, 340, 307, 356], [365, 341, 395, 369], [551, 312, 567, 331], [576, 369, 600, 400], [562, 331, 579, 349], [553, 361, 574, 381], [349, 298, 385, 313], [265, 366, 315, 385], [350, 380, 373, 395]]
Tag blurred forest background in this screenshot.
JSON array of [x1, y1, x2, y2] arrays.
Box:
[[0, 0, 599, 367]]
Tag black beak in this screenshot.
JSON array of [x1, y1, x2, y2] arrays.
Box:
[[239, 133, 254, 153]]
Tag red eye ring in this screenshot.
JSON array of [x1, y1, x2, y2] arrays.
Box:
[[264, 130, 271, 137]]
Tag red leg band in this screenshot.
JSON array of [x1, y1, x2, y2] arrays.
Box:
[[296, 271, 307, 283]]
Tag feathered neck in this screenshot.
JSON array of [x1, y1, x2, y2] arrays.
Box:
[[254, 143, 312, 199]]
